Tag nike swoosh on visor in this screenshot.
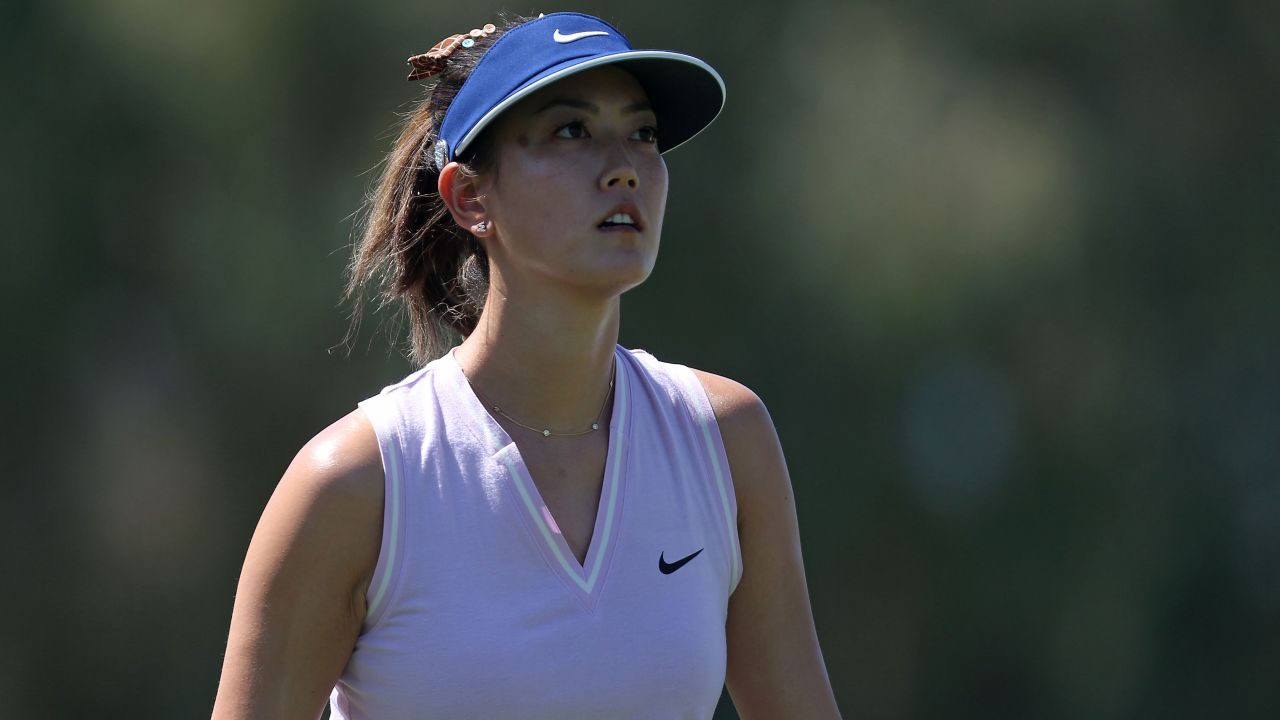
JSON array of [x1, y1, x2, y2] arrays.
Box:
[[553, 29, 610, 43]]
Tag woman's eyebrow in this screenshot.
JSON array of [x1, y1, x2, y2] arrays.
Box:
[[533, 98, 653, 115]]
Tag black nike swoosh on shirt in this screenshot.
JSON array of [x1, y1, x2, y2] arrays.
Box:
[[658, 548, 704, 574]]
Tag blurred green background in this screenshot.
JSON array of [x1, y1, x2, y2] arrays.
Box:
[[3, 0, 1277, 717]]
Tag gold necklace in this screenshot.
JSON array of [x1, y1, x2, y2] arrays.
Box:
[[469, 356, 615, 438]]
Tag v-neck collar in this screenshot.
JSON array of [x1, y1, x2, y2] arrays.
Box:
[[444, 345, 632, 612]]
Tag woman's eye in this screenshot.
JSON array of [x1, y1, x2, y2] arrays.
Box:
[[632, 125, 659, 144], [554, 121, 589, 139]]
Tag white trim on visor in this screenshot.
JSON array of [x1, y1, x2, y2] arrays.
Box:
[[452, 50, 726, 160]]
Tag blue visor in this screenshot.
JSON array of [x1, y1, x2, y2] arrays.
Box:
[[435, 12, 726, 166]]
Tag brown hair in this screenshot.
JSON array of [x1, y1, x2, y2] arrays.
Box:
[[342, 15, 535, 366]]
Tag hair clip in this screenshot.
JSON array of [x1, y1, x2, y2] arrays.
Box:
[[432, 138, 449, 171], [407, 34, 467, 80], [406, 23, 497, 81]]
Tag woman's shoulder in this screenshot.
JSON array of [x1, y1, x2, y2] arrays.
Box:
[[685, 367, 767, 423], [626, 347, 765, 420], [684, 366, 786, 512], [274, 406, 384, 542], [282, 410, 385, 543], [267, 409, 385, 602], [287, 408, 384, 503], [686, 367, 777, 467]]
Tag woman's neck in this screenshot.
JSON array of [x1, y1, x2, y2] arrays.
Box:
[[454, 288, 621, 434]]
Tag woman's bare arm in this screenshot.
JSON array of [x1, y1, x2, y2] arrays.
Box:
[[693, 370, 843, 720], [211, 409, 384, 719]]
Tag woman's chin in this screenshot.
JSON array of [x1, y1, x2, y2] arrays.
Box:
[[561, 261, 657, 299]]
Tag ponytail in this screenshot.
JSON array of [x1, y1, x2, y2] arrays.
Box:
[[342, 15, 530, 366]]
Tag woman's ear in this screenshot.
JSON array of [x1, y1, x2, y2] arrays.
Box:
[[438, 162, 492, 238]]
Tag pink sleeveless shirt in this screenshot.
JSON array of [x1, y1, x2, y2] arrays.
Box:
[[327, 345, 742, 719]]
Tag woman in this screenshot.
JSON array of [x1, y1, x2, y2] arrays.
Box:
[[213, 12, 840, 719]]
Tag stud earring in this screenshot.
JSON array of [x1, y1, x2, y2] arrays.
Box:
[[474, 220, 488, 234]]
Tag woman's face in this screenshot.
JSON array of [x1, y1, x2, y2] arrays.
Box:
[[473, 65, 669, 299]]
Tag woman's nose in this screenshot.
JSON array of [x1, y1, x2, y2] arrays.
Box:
[[600, 162, 639, 191]]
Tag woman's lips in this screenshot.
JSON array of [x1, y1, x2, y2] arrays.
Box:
[[598, 211, 640, 232], [597, 204, 643, 232]]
